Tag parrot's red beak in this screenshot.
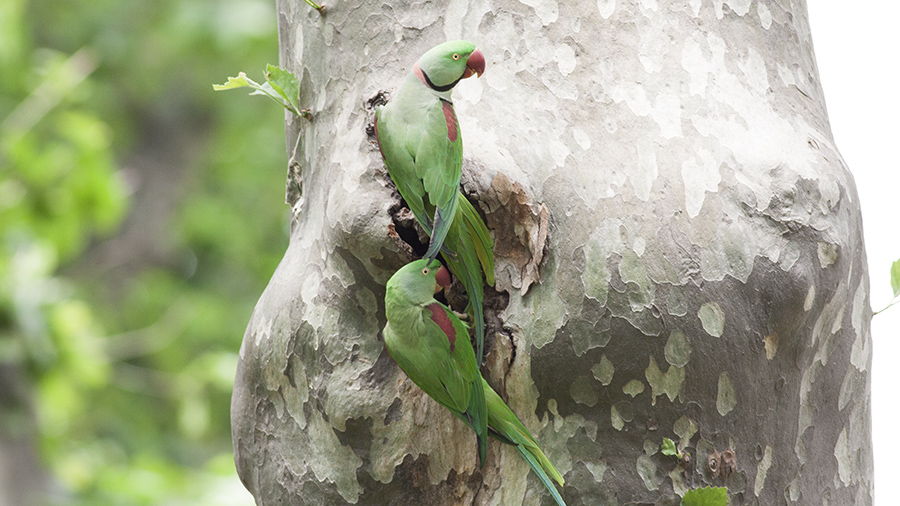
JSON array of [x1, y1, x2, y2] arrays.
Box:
[[435, 266, 452, 292], [463, 49, 485, 79]]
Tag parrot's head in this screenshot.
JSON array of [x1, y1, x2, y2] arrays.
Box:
[[387, 258, 452, 303], [414, 40, 485, 91]]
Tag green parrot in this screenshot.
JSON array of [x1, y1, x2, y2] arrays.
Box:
[[375, 40, 494, 364], [383, 259, 566, 506]]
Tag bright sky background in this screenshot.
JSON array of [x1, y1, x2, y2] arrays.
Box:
[[807, 3, 899, 502]]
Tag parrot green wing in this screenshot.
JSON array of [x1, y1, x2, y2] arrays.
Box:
[[416, 98, 462, 260], [457, 196, 495, 286], [375, 104, 429, 227], [375, 91, 463, 261], [422, 302, 488, 465]]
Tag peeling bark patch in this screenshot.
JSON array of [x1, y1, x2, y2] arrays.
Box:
[[817, 242, 839, 268], [384, 397, 403, 425], [592, 354, 614, 386], [307, 410, 365, 501], [619, 250, 655, 310], [664, 330, 691, 367], [636, 454, 661, 491], [850, 280, 870, 371], [519, 0, 559, 25], [481, 172, 549, 295], [570, 375, 600, 407], [681, 148, 722, 218], [623, 379, 645, 397], [611, 401, 633, 431], [838, 369, 857, 410], [754, 445, 773, 496], [804, 285, 816, 311], [698, 302, 725, 337], [673, 416, 698, 450], [716, 372, 737, 416], [427, 303, 456, 350], [284, 355, 310, 429], [763, 332, 779, 360], [645, 357, 684, 405], [758, 2, 773, 29], [834, 427, 852, 486], [667, 286, 688, 316], [597, 0, 615, 19], [669, 468, 689, 497]]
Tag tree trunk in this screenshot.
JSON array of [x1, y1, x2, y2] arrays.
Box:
[[232, 1, 873, 504]]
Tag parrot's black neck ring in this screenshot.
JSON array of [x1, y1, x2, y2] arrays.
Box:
[[421, 69, 461, 93]]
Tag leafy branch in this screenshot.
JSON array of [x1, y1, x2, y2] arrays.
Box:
[[214, 64, 309, 119], [661, 437, 689, 462], [661, 438, 728, 506], [873, 258, 900, 315]]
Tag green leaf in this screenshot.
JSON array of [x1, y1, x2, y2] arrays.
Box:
[[214, 66, 305, 118], [265, 64, 300, 112], [661, 438, 679, 457], [212, 72, 251, 91], [891, 258, 900, 298], [682, 486, 728, 506]]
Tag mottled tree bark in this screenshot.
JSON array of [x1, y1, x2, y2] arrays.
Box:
[[232, 1, 873, 504]]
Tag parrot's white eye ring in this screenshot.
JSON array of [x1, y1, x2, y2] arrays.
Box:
[[421, 268, 430, 275], [451, 53, 460, 61]]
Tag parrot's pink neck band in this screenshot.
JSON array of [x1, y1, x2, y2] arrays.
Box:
[[412, 62, 428, 86]]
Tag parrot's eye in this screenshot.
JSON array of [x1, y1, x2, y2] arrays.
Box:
[[451, 53, 460, 61], [421, 268, 430, 275]]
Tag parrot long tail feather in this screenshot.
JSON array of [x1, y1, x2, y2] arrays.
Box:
[[457, 196, 494, 286], [483, 378, 565, 503], [515, 445, 567, 506], [443, 224, 487, 362], [438, 194, 493, 362], [412, 216, 458, 260], [425, 206, 453, 261], [466, 269, 485, 363], [470, 374, 488, 466], [500, 422, 565, 488]]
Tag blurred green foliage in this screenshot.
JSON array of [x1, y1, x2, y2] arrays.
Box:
[[1, 0, 288, 504]]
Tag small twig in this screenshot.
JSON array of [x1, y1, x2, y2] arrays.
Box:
[[873, 298, 899, 316], [302, 0, 325, 13], [2, 48, 97, 136], [288, 127, 303, 169]]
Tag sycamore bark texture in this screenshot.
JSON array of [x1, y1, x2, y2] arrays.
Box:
[[231, 0, 873, 504]]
